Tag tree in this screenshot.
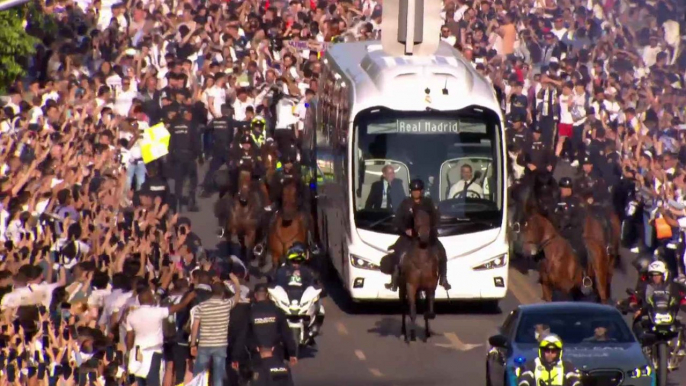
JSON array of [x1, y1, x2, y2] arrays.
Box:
[[0, 8, 38, 92]]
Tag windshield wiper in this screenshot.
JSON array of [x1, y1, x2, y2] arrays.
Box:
[[366, 214, 396, 230], [439, 217, 497, 227]]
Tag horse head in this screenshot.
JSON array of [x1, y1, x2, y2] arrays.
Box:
[[281, 182, 298, 221], [412, 206, 432, 245], [236, 169, 253, 205]]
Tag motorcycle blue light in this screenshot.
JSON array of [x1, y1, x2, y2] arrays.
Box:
[[514, 356, 526, 365]]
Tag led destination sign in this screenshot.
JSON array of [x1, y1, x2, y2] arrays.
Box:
[[367, 118, 487, 135]]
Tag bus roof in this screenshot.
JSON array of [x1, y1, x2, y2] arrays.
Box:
[[324, 40, 501, 115]]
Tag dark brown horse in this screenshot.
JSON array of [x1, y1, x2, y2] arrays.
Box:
[[227, 163, 265, 270], [514, 212, 611, 303], [400, 205, 439, 343], [582, 211, 620, 301], [268, 180, 307, 269]]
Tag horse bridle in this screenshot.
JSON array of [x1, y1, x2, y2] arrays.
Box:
[[511, 221, 557, 254]]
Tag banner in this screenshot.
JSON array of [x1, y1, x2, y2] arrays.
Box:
[[286, 40, 331, 53], [140, 123, 171, 164], [178, 371, 208, 386]]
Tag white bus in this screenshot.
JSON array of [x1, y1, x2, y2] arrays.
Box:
[[302, 40, 508, 304]]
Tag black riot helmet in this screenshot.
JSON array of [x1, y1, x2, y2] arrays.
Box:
[[409, 179, 424, 191], [239, 134, 252, 145], [559, 177, 573, 188], [281, 152, 296, 165]]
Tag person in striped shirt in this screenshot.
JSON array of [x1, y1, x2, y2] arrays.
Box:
[[189, 272, 241, 386]]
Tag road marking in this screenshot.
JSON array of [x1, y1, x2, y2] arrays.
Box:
[[336, 322, 349, 335], [435, 332, 484, 351], [369, 368, 384, 377], [354, 350, 366, 361], [508, 268, 541, 304]]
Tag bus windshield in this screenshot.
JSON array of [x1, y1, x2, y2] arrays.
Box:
[[353, 107, 503, 236]]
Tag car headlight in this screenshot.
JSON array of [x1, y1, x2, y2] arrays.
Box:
[[350, 255, 380, 271], [627, 366, 652, 378], [473, 255, 508, 271]]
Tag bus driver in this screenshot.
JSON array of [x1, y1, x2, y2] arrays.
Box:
[[447, 164, 484, 199]]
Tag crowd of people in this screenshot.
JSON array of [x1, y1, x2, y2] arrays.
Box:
[[0, 0, 685, 384]]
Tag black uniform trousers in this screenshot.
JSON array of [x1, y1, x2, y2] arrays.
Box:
[[273, 129, 295, 155], [203, 150, 231, 191], [170, 155, 198, 208]]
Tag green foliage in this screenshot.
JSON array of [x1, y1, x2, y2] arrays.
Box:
[[0, 8, 38, 92]]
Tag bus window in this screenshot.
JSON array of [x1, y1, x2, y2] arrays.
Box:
[[352, 108, 503, 236]]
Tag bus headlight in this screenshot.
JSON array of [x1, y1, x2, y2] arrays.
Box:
[[473, 255, 508, 271], [350, 255, 380, 271]]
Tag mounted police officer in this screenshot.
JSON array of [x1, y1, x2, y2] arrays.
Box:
[[255, 152, 319, 256], [250, 116, 268, 149], [228, 133, 263, 196], [168, 105, 201, 212], [201, 104, 235, 197], [555, 177, 588, 266], [386, 179, 451, 292], [516, 334, 582, 386]]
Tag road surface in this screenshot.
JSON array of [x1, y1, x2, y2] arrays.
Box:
[[184, 165, 686, 386]]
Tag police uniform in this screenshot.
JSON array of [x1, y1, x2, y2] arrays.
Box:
[[252, 356, 295, 386], [247, 297, 297, 357], [138, 174, 170, 206], [202, 109, 235, 193], [516, 334, 582, 386], [556, 178, 588, 260], [250, 116, 268, 148], [516, 357, 582, 386], [386, 179, 450, 290], [522, 126, 552, 172], [506, 115, 531, 151], [168, 107, 202, 212]]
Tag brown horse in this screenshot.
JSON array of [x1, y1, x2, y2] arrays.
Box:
[[582, 210, 620, 301], [400, 205, 439, 343], [227, 166, 264, 271], [514, 213, 610, 303], [268, 180, 308, 269]]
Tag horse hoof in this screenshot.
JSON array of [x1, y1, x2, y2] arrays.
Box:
[[426, 312, 436, 320]]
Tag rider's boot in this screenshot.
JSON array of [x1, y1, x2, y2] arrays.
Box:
[[307, 229, 321, 256], [187, 193, 200, 212], [439, 254, 452, 290], [385, 265, 400, 292]]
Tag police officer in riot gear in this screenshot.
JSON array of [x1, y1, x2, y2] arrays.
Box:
[[201, 104, 235, 197], [516, 334, 582, 386], [168, 105, 201, 212], [386, 179, 451, 291]]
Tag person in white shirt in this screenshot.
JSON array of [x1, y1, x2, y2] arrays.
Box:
[[232, 88, 255, 121], [447, 164, 485, 199], [114, 77, 138, 116], [440, 25, 457, 46], [642, 36, 663, 68], [125, 287, 196, 386], [206, 74, 228, 121]]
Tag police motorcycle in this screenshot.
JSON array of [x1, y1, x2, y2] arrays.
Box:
[[619, 259, 686, 386], [268, 244, 325, 357]]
